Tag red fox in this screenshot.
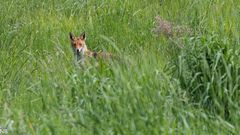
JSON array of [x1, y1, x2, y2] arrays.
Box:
[[69, 32, 113, 62]]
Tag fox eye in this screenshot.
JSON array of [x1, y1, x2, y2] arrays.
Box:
[[72, 43, 76, 46]]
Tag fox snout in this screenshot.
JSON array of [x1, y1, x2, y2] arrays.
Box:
[[74, 50, 81, 62], [76, 47, 85, 55], [74, 47, 84, 61], [76, 49, 80, 57], [76, 48, 82, 54]]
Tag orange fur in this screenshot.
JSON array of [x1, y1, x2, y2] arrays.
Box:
[[69, 32, 113, 61]]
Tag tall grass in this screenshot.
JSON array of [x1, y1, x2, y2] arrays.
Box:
[[0, 0, 240, 134], [169, 34, 240, 120]]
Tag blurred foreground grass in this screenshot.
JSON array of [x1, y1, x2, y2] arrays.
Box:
[[0, 0, 240, 134]]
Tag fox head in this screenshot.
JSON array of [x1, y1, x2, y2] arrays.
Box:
[[69, 32, 88, 61]]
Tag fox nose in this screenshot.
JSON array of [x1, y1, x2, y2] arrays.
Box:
[[77, 48, 81, 53], [76, 48, 83, 55]]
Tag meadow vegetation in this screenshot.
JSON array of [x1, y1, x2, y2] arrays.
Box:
[[0, 0, 240, 134]]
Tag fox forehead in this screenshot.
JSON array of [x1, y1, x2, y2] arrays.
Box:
[[71, 38, 85, 48]]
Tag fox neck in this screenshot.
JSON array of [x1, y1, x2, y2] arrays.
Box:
[[73, 45, 87, 61], [75, 47, 94, 61], [75, 47, 113, 61]]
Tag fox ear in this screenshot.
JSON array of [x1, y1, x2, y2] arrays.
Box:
[[69, 32, 74, 40], [80, 32, 86, 40]]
